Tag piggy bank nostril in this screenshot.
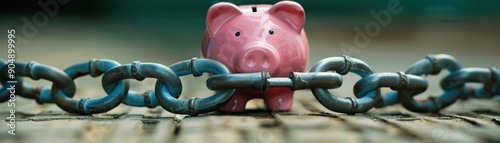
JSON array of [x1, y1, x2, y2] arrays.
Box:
[[263, 61, 271, 68], [247, 61, 256, 67]]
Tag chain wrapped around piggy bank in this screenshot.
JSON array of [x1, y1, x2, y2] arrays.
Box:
[[0, 2, 499, 115], [202, 1, 310, 112]]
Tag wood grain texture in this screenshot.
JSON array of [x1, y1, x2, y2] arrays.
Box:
[[1, 89, 498, 143]]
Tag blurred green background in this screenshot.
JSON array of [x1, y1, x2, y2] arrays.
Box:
[[0, 0, 499, 97]]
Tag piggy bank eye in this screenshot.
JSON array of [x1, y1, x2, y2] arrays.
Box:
[[268, 30, 274, 35], [235, 31, 241, 37]]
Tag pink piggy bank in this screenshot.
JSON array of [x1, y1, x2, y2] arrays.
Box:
[[202, 1, 309, 112]]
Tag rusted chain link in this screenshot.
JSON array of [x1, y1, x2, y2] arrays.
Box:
[[0, 54, 498, 115]]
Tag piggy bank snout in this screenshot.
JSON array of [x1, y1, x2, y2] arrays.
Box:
[[236, 47, 281, 74]]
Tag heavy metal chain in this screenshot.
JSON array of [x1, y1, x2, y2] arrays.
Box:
[[1, 54, 499, 115]]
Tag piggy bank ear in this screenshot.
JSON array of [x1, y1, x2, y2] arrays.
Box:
[[206, 2, 243, 37], [268, 1, 305, 33]]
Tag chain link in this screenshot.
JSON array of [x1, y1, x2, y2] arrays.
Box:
[[162, 58, 235, 115], [442, 67, 500, 99], [57, 59, 128, 114], [1, 54, 498, 115], [309, 56, 378, 115]]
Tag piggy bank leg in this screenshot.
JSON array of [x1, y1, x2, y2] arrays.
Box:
[[264, 88, 294, 112], [219, 90, 250, 112]]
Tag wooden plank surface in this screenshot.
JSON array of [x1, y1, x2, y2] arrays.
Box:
[[1, 87, 499, 143]]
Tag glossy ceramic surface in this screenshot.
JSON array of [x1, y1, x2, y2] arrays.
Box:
[[202, 1, 310, 112]]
